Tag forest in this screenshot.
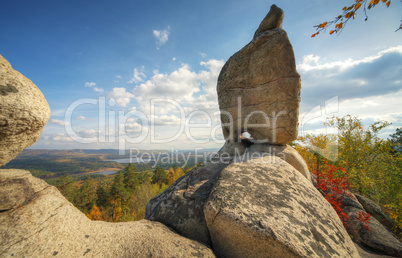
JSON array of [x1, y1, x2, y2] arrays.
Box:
[[56, 163, 194, 221]]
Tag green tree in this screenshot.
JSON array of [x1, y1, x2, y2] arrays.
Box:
[[56, 174, 76, 203], [151, 166, 167, 188], [74, 176, 97, 213], [96, 186, 109, 208], [138, 169, 151, 184], [110, 171, 129, 202], [123, 163, 139, 191], [390, 127, 402, 145]]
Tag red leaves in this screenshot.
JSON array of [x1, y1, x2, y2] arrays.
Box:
[[314, 161, 350, 227], [357, 211, 372, 231], [313, 160, 372, 231]]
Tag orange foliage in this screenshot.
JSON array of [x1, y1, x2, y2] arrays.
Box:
[[87, 205, 103, 221], [312, 0, 392, 37]]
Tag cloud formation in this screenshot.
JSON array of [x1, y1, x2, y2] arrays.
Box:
[[84, 81, 104, 93], [108, 87, 135, 107], [153, 26, 170, 48], [50, 119, 70, 126], [298, 45, 402, 112], [128, 66, 146, 83]]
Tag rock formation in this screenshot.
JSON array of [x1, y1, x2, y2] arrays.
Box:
[[0, 169, 215, 257], [340, 192, 402, 257], [146, 157, 360, 257], [218, 141, 313, 182], [217, 4, 300, 145], [2, 4, 401, 258], [0, 54, 51, 167], [204, 157, 358, 257]]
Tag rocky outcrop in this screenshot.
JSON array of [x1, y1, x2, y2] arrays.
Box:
[[0, 169, 215, 257], [340, 192, 402, 257], [248, 143, 312, 182], [354, 193, 399, 236], [204, 156, 358, 257], [0, 54, 51, 167], [146, 157, 359, 257], [218, 141, 313, 182], [217, 4, 300, 145], [146, 162, 230, 246]]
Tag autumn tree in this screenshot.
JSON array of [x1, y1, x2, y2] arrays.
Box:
[[167, 166, 185, 185], [87, 205, 103, 221], [312, 0, 400, 37], [298, 115, 401, 231]]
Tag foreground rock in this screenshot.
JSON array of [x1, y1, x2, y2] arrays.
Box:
[[0, 55, 51, 167], [340, 192, 402, 257], [146, 157, 359, 257], [217, 5, 300, 145], [0, 169, 215, 257], [146, 162, 230, 246], [204, 156, 359, 257]]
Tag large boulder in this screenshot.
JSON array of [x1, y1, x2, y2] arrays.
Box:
[[204, 156, 359, 257], [217, 5, 300, 145], [341, 192, 402, 257], [0, 55, 50, 167], [354, 193, 400, 238], [0, 169, 215, 257], [146, 156, 359, 257], [146, 162, 231, 246]]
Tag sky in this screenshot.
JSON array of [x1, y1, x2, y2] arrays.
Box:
[[1, 0, 401, 151]]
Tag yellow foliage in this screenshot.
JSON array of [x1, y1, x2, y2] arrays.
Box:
[[87, 205, 103, 221]]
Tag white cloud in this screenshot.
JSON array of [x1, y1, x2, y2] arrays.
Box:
[[129, 66, 146, 83], [200, 52, 207, 58], [84, 81, 103, 93], [114, 75, 122, 83], [153, 26, 170, 48], [298, 45, 402, 73], [108, 87, 135, 107], [93, 87, 104, 93], [75, 116, 91, 121], [50, 119, 70, 126], [85, 82, 96, 87]]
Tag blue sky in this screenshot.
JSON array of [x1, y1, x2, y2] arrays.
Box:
[[1, 0, 401, 150]]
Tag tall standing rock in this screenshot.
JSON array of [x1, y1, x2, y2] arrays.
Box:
[[217, 5, 300, 145], [0, 54, 50, 167]]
